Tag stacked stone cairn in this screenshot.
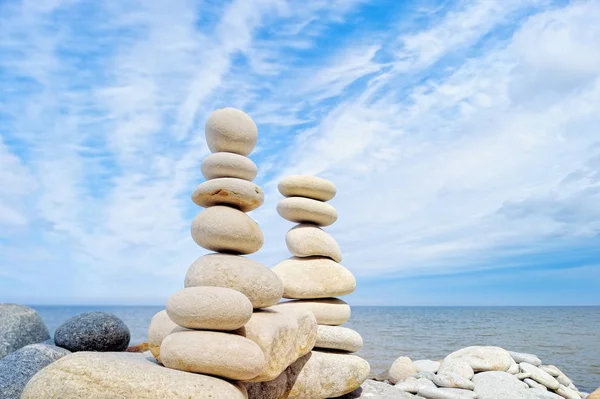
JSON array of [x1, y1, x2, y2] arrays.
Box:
[[270, 175, 370, 398], [146, 108, 319, 398]]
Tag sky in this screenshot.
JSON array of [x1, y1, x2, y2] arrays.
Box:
[[1, 0, 599, 306]]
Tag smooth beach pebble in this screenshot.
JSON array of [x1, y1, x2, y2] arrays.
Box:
[[286, 223, 342, 262], [205, 108, 258, 156], [272, 298, 351, 326], [272, 256, 356, 299], [201, 152, 258, 181], [277, 197, 338, 226], [315, 325, 363, 353], [166, 287, 252, 331], [389, 356, 417, 384], [191, 206, 263, 254], [444, 346, 513, 373], [54, 312, 130, 352], [185, 253, 283, 309], [160, 330, 265, 381], [278, 175, 336, 201], [147, 310, 188, 363], [191, 178, 264, 212]]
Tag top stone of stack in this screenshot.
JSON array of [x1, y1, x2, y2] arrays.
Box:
[[278, 175, 336, 201], [205, 108, 258, 156]]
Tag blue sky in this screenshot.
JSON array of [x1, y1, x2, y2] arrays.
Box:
[[1, 0, 599, 306]]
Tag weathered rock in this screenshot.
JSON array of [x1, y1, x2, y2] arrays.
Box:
[[396, 377, 437, 393], [418, 386, 476, 399], [473, 371, 528, 399], [166, 286, 252, 330], [0, 343, 70, 399], [192, 178, 264, 212], [277, 197, 338, 226], [539, 365, 562, 377], [160, 330, 265, 380], [191, 205, 263, 254], [414, 359, 441, 374], [444, 346, 513, 372], [244, 353, 311, 399], [286, 223, 342, 262], [286, 350, 370, 399], [238, 307, 317, 382], [509, 350, 542, 366], [273, 256, 356, 299], [54, 312, 130, 352], [432, 373, 474, 390], [437, 360, 474, 380], [278, 175, 336, 201], [315, 325, 363, 352], [389, 356, 417, 384], [202, 151, 258, 181], [147, 310, 188, 362], [520, 362, 560, 390], [205, 107, 258, 156], [556, 385, 580, 399], [185, 253, 283, 308], [21, 352, 247, 398], [342, 379, 415, 398], [525, 378, 548, 390], [0, 304, 50, 359], [272, 298, 351, 325]]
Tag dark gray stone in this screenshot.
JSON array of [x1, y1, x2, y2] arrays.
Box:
[[54, 312, 130, 352], [0, 343, 70, 398], [0, 304, 50, 360]]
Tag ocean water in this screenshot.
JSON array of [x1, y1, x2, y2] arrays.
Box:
[[32, 306, 600, 393]]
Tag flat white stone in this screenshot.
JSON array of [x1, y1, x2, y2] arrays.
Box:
[[413, 359, 441, 374], [201, 152, 258, 181], [437, 360, 474, 380], [277, 197, 337, 226], [519, 363, 560, 390], [525, 378, 548, 390], [315, 325, 363, 353], [396, 377, 436, 393], [445, 346, 513, 372], [509, 351, 542, 366], [432, 373, 474, 390], [271, 298, 351, 326], [278, 175, 336, 201]]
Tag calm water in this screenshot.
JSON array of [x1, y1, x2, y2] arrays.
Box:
[[32, 306, 600, 393]]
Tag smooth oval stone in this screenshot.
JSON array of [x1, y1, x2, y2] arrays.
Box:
[[315, 325, 362, 352], [418, 386, 477, 399], [396, 377, 437, 393], [413, 359, 441, 374], [473, 371, 529, 399], [192, 178, 264, 212], [21, 352, 247, 399], [519, 362, 559, 390], [0, 343, 70, 398], [166, 287, 252, 330], [444, 346, 513, 372], [539, 365, 562, 377], [0, 304, 50, 359], [437, 360, 474, 380], [147, 310, 189, 363], [54, 312, 130, 352], [389, 356, 417, 384], [272, 257, 356, 299], [508, 350, 542, 366], [160, 330, 265, 380], [277, 197, 337, 226], [286, 224, 342, 262], [185, 253, 283, 309], [278, 175, 336, 201], [272, 298, 351, 325], [202, 152, 258, 181], [431, 372, 474, 390], [191, 206, 263, 254], [205, 108, 258, 156]]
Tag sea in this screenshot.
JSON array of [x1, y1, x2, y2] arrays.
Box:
[[32, 306, 600, 393]]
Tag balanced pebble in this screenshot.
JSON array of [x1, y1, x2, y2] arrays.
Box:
[[205, 108, 258, 156], [202, 152, 258, 181], [191, 206, 263, 254], [166, 287, 252, 330], [147, 310, 189, 362], [277, 197, 337, 226], [272, 298, 351, 326], [315, 325, 363, 352], [278, 175, 336, 201], [192, 178, 264, 212], [286, 224, 342, 262]]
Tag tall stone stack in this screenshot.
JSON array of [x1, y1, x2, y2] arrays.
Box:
[[272, 175, 370, 398]]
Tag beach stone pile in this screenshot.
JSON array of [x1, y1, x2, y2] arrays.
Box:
[[351, 345, 591, 399], [266, 175, 370, 398]]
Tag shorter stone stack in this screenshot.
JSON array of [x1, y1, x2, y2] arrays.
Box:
[[272, 175, 370, 398]]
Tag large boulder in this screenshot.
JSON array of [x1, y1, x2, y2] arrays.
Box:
[[0, 304, 49, 359], [444, 346, 513, 372], [54, 312, 130, 352], [0, 343, 70, 398], [21, 352, 247, 398]]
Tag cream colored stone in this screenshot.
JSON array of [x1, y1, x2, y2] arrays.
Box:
[[160, 330, 265, 381], [389, 356, 417, 384], [147, 310, 189, 362], [272, 257, 356, 299], [205, 108, 258, 156], [272, 298, 351, 326], [278, 175, 336, 201], [166, 286, 252, 330], [237, 307, 317, 382], [21, 352, 247, 399], [287, 350, 370, 399], [184, 253, 283, 309], [191, 206, 263, 254], [315, 325, 363, 352], [192, 178, 264, 212], [286, 223, 342, 262], [277, 197, 337, 226], [444, 346, 513, 372], [202, 152, 258, 181]]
